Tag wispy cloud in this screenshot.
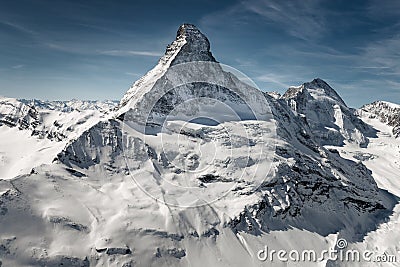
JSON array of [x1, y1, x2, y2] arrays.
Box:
[[125, 72, 141, 77], [364, 0, 400, 73], [366, 0, 400, 18], [234, 58, 256, 68], [360, 35, 400, 76], [44, 43, 91, 55], [255, 73, 292, 89], [74, 23, 125, 36], [243, 0, 327, 40], [43, 44, 164, 58], [385, 80, 400, 88], [201, 0, 327, 41], [332, 78, 400, 105], [99, 50, 163, 57], [352, 66, 391, 69], [0, 21, 36, 35], [11, 64, 25, 69]]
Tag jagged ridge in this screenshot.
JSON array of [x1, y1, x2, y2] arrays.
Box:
[[282, 78, 376, 147], [119, 24, 216, 108], [361, 101, 400, 138]]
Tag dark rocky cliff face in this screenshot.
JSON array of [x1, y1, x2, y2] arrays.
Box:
[[170, 24, 216, 65]]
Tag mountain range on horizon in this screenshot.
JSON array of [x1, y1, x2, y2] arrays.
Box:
[[0, 24, 399, 267]]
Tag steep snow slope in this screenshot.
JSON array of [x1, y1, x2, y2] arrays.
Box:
[[119, 24, 216, 110], [0, 97, 117, 140], [361, 101, 400, 138], [0, 97, 117, 179], [0, 103, 395, 266], [0, 97, 40, 130], [339, 104, 400, 200], [326, 106, 400, 267], [0, 25, 398, 267]]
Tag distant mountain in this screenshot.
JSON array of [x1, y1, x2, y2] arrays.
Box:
[[0, 97, 117, 179], [360, 101, 400, 138], [0, 97, 117, 140], [282, 78, 377, 147], [0, 97, 40, 131], [19, 99, 118, 113]]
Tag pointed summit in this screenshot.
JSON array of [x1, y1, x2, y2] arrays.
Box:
[[120, 24, 216, 108], [283, 78, 345, 107], [282, 78, 375, 147], [176, 24, 206, 40], [170, 23, 216, 65], [303, 78, 346, 106]]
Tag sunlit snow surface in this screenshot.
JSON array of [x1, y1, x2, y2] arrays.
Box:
[[0, 97, 115, 179], [327, 110, 400, 267], [120, 61, 276, 208]]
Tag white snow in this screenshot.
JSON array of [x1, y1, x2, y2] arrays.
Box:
[[0, 97, 115, 179], [326, 109, 400, 267]]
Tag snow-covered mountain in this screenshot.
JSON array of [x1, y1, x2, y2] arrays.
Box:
[[0, 97, 117, 179], [0, 97, 117, 138], [282, 78, 376, 147], [19, 99, 118, 113], [360, 101, 400, 138], [0, 97, 40, 131], [0, 24, 399, 267], [119, 24, 216, 110]]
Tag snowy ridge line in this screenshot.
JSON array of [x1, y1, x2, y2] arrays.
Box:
[[360, 101, 400, 138], [119, 24, 216, 111], [18, 99, 118, 113], [0, 96, 117, 179]]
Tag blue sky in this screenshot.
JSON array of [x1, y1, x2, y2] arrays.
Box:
[[0, 0, 399, 107]]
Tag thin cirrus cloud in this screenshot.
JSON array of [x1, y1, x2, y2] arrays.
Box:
[[366, 0, 400, 18], [0, 20, 36, 35], [99, 50, 163, 57], [255, 73, 292, 89], [11, 64, 25, 69], [43, 44, 163, 58], [201, 0, 327, 41], [360, 35, 400, 76], [1, 19, 163, 58], [243, 0, 326, 40]]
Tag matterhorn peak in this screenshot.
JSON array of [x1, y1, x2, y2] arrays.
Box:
[[120, 24, 216, 108], [176, 24, 204, 40], [170, 23, 216, 65]]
